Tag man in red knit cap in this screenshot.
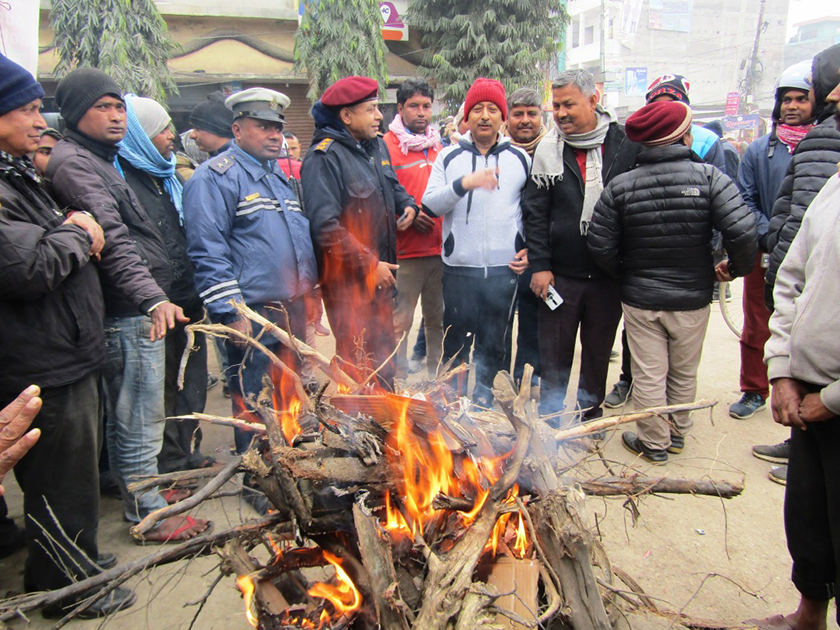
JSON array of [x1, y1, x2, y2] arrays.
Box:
[[587, 100, 756, 463], [423, 78, 530, 407]]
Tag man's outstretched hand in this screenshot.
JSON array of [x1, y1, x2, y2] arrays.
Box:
[[0, 385, 42, 497]]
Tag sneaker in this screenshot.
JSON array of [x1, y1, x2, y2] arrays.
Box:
[[604, 380, 631, 408], [622, 431, 668, 464], [667, 433, 685, 455], [752, 439, 790, 464], [768, 466, 787, 485], [729, 392, 767, 419], [42, 586, 137, 619]]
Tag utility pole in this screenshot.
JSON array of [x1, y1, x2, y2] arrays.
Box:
[[740, 0, 766, 113]]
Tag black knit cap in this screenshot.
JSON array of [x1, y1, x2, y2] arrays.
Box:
[[0, 54, 45, 117], [190, 91, 234, 139], [55, 67, 123, 128]]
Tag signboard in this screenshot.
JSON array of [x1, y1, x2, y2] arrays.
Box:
[[725, 92, 740, 116], [722, 114, 761, 132], [625, 67, 648, 96], [649, 0, 692, 33], [0, 1, 40, 76], [380, 1, 408, 41]]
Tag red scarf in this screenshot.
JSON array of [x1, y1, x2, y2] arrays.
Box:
[[776, 123, 814, 153]]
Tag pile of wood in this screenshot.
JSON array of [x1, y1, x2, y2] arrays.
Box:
[[0, 303, 744, 629]]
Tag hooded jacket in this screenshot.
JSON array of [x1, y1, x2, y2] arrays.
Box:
[[301, 102, 416, 285], [422, 133, 530, 274], [765, 43, 840, 307], [588, 144, 756, 311]]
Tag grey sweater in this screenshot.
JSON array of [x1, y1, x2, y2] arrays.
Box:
[[765, 173, 840, 413]]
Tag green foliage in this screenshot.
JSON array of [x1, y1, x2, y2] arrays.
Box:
[[50, 0, 178, 101], [294, 0, 390, 103], [408, 0, 568, 113]]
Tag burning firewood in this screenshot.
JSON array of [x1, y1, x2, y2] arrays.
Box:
[[0, 312, 746, 629]]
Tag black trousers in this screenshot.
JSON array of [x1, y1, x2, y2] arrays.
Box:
[[442, 267, 517, 405], [620, 325, 633, 384], [11, 372, 102, 591], [786, 412, 840, 621], [158, 298, 209, 473], [538, 276, 622, 421], [513, 269, 541, 386]]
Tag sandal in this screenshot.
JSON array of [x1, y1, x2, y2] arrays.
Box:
[[134, 516, 213, 545], [161, 487, 193, 504]]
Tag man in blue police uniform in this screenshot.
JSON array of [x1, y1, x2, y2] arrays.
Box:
[[301, 76, 417, 388], [183, 88, 318, 455]]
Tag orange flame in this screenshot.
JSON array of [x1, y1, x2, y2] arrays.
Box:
[[513, 513, 529, 559], [268, 364, 303, 446], [307, 551, 362, 615], [236, 575, 259, 628]]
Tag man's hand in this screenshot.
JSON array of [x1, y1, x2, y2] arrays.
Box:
[[396, 206, 417, 232], [509, 248, 529, 275], [530, 270, 555, 300], [412, 211, 435, 234], [149, 301, 190, 341], [800, 393, 835, 423], [65, 212, 105, 259], [770, 377, 809, 430], [227, 316, 253, 347], [0, 385, 42, 497], [462, 168, 499, 191], [714, 260, 734, 282], [374, 261, 399, 290]]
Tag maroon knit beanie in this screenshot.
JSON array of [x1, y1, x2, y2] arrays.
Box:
[[464, 78, 508, 121], [625, 101, 693, 147]]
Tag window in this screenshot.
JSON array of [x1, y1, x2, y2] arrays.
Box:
[[572, 18, 580, 48], [584, 25, 595, 45]]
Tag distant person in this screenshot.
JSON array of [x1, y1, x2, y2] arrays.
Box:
[[588, 100, 755, 463], [728, 61, 815, 436], [383, 77, 443, 379], [759, 72, 840, 629], [31, 127, 62, 177]]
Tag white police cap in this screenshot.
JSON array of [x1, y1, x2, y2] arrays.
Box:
[[225, 88, 291, 124]]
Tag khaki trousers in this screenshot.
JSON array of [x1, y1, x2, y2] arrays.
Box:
[[393, 256, 444, 377], [623, 304, 710, 451]]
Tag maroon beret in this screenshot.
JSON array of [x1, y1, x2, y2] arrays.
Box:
[[625, 101, 693, 147], [321, 76, 379, 108]]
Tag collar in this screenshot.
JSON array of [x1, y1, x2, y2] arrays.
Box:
[[65, 127, 121, 162], [209, 140, 231, 157], [0, 150, 41, 183], [231, 141, 279, 179]]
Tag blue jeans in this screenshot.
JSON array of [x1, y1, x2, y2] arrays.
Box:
[[225, 300, 306, 454], [103, 315, 168, 523]]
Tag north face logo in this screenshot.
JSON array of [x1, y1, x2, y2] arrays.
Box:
[[681, 188, 700, 197]]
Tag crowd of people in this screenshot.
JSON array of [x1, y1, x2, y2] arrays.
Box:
[[0, 40, 839, 627]]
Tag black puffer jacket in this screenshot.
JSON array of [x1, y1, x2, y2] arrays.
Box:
[[522, 123, 642, 280], [0, 154, 104, 399], [765, 43, 840, 307], [587, 144, 757, 311]]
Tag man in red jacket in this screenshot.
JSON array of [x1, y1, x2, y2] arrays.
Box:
[[383, 78, 444, 378]]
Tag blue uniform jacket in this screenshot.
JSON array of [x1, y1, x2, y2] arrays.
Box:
[[691, 124, 726, 172], [736, 131, 792, 249], [183, 142, 318, 323]]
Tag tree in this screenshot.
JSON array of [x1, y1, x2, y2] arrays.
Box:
[[408, 0, 568, 113], [294, 0, 390, 103], [50, 0, 178, 101]]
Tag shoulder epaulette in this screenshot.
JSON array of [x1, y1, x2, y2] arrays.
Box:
[[314, 138, 335, 153], [209, 155, 236, 175]]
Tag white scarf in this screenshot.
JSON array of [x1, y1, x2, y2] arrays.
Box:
[[531, 106, 616, 235]]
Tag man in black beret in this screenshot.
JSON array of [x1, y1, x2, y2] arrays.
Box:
[[301, 76, 417, 388], [189, 90, 234, 157]]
